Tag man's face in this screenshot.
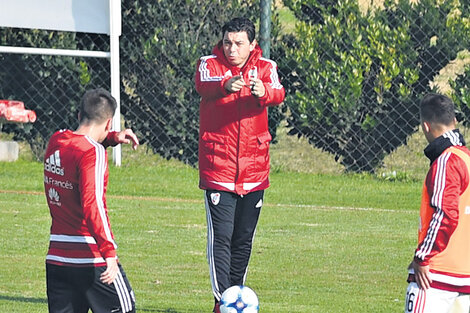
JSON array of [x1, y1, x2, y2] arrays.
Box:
[[222, 31, 256, 68]]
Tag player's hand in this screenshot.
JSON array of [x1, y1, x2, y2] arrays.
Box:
[[411, 260, 432, 290], [101, 257, 119, 285], [115, 129, 139, 150], [249, 78, 265, 98], [224, 75, 245, 93]]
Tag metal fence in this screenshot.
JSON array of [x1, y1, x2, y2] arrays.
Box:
[[0, 0, 468, 178]]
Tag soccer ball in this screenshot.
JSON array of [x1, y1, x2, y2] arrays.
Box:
[[220, 285, 259, 313]]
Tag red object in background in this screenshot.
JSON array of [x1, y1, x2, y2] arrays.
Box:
[[0, 100, 37, 123]]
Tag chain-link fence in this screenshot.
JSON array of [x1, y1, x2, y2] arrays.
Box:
[[0, 0, 469, 178], [0, 29, 111, 157]]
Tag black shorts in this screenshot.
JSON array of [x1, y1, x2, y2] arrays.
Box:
[[46, 263, 135, 313]]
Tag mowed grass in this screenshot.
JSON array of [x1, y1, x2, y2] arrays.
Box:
[[0, 154, 421, 313]]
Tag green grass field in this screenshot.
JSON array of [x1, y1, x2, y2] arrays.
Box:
[[0, 152, 422, 313]]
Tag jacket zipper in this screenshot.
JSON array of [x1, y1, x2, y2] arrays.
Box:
[[234, 69, 243, 189]]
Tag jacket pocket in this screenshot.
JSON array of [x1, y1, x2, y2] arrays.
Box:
[[255, 131, 272, 171], [257, 131, 272, 145], [201, 132, 228, 169]]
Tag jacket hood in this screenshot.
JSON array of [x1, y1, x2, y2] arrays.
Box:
[[212, 40, 263, 72]]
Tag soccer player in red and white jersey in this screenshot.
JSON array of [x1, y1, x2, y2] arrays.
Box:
[[405, 94, 470, 313], [44, 88, 139, 313]]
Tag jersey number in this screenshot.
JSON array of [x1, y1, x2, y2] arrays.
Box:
[[405, 291, 416, 312]]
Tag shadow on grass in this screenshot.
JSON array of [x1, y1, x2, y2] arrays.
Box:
[[0, 295, 203, 313], [0, 294, 47, 304], [139, 308, 206, 313]]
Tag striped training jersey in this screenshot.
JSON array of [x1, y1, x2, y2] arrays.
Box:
[[44, 130, 117, 267], [413, 130, 470, 292]]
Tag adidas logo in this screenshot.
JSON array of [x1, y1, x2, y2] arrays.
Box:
[[45, 150, 65, 176]]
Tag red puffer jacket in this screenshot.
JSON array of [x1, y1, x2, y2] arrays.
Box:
[[195, 42, 285, 195]]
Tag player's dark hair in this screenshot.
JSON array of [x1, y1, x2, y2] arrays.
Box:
[[222, 17, 256, 43], [420, 93, 455, 126], [79, 88, 117, 124]]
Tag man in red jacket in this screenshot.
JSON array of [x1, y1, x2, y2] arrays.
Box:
[[195, 17, 285, 312], [44, 88, 139, 313], [405, 93, 470, 313]]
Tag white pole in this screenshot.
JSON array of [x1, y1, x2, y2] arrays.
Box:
[[109, 0, 122, 166], [0, 46, 110, 58]]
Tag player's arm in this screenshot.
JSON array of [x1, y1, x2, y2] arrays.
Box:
[[195, 57, 232, 101], [253, 60, 285, 107], [79, 147, 117, 261], [414, 154, 464, 272], [102, 129, 139, 150]]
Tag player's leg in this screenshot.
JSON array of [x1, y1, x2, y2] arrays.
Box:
[[46, 264, 89, 313], [405, 282, 461, 313], [85, 263, 136, 313], [205, 190, 237, 301], [229, 190, 263, 286]]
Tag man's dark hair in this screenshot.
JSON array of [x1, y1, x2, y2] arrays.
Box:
[[79, 88, 117, 124], [222, 17, 256, 43], [420, 93, 455, 126]]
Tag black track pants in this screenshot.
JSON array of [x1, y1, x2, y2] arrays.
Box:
[[204, 189, 263, 301]]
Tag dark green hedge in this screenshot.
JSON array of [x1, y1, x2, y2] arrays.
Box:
[[0, 29, 107, 158], [453, 64, 470, 126], [119, 0, 261, 165], [277, 0, 469, 172]]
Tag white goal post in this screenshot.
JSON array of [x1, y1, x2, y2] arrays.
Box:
[[0, 0, 123, 165]]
